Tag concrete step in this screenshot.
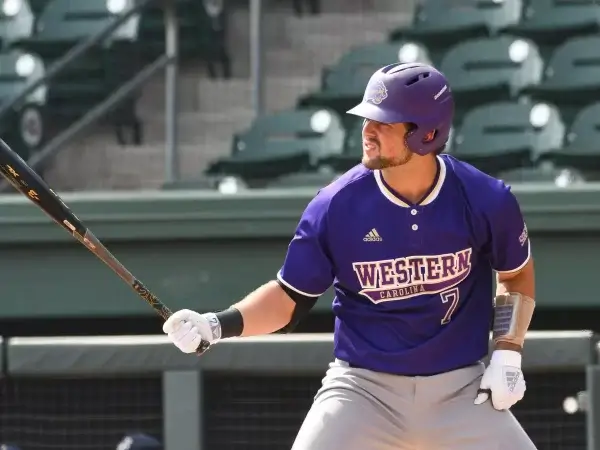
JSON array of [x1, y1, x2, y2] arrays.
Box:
[[234, 44, 350, 78], [44, 134, 225, 191], [195, 76, 320, 114], [102, 142, 229, 189], [140, 110, 255, 146], [137, 67, 204, 113], [42, 127, 114, 191]]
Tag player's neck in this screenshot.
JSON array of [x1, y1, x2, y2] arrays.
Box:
[[381, 155, 439, 205]]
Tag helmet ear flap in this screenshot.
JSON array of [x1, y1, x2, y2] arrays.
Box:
[[405, 126, 439, 155]]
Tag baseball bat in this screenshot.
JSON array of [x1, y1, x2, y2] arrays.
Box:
[[0, 139, 209, 353]]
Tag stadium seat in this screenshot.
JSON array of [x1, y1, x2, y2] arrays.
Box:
[[389, 0, 523, 60], [506, 0, 600, 57], [206, 108, 345, 183], [15, 0, 143, 144], [138, 0, 231, 78], [525, 36, 600, 126], [536, 102, 600, 176], [0, 0, 35, 49], [0, 49, 47, 159], [452, 101, 565, 176], [439, 36, 544, 126], [297, 41, 432, 129]]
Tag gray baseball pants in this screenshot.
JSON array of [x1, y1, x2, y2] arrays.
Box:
[[291, 359, 537, 450]]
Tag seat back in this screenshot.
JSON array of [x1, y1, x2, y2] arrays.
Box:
[[518, 0, 600, 46], [34, 0, 139, 45], [453, 101, 564, 173], [322, 41, 432, 97], [414, 0, 522, 36], [537, 36, 600, 96], [234, 108, 345, 162], [440, 36, 543, 119], [0, 0, 35, 48]]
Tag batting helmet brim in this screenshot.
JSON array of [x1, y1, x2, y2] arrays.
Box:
[[347, 102, 399, 124]]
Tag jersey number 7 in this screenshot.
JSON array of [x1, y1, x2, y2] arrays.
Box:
[[440, 288, 460, 324]]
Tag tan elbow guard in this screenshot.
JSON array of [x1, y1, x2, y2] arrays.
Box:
[[492, 292, 535, 347]]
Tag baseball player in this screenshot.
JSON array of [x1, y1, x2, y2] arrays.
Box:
[[163, 62, 537, 449]]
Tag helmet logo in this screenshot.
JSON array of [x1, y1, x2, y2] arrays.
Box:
[[365, 80, 388, 105]]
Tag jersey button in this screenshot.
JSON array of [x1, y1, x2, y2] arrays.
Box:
[[411, 209, 418, 216], [412, 224, 418, 231]]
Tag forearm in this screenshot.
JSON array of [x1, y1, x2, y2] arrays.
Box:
[[494, 259, 536, 352], [230, 280, 296, 337]]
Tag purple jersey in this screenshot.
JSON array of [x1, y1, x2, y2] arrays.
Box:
[[277, 154, 531, 376]]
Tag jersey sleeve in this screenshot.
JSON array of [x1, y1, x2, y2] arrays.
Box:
[[488, 187, 531, 273], [277, 192, 334, 297]]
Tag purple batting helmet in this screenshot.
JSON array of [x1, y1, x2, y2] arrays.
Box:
[[347, 62, 454, 156]]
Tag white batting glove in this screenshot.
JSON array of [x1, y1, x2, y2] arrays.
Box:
[[474, 349, 526, 410], [162, 309, 222, 354]]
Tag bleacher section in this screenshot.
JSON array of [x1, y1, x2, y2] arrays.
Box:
[[0, 0, 597, 190], [197, 0, 600, 191]]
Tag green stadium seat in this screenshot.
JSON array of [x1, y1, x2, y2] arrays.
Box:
[[16, 0, 143, 144], [206, 108, 345, 183], [452, 101, 565, 176], [439, 36, 543, 126], [267, 171, 341, 188], [298, 41, 432, 129], [506, 0, 600, 56], [498, 164, 586, 186], [537, 102, 600, 175], [389, 0, 522, 58], [525, 36, 600, 126], [0, 49, 47, 160], [138, 0, 230, 78], [0, 0, 35, 49]]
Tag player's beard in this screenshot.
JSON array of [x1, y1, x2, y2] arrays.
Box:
[[361, 140, 413, 170]]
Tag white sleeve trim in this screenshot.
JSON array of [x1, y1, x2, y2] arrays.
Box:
[[494, 240, 531, 275], [276, 270, 326, 298]]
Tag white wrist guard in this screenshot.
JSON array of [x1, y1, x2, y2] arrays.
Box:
[[490, 349, 522, 368], [492, 292, 535, 347]]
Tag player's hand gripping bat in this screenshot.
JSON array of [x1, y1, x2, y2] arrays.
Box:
[[0, 139, 209, 354]]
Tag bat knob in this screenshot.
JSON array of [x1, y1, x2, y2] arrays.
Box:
[[196, 339, 211, 356]]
